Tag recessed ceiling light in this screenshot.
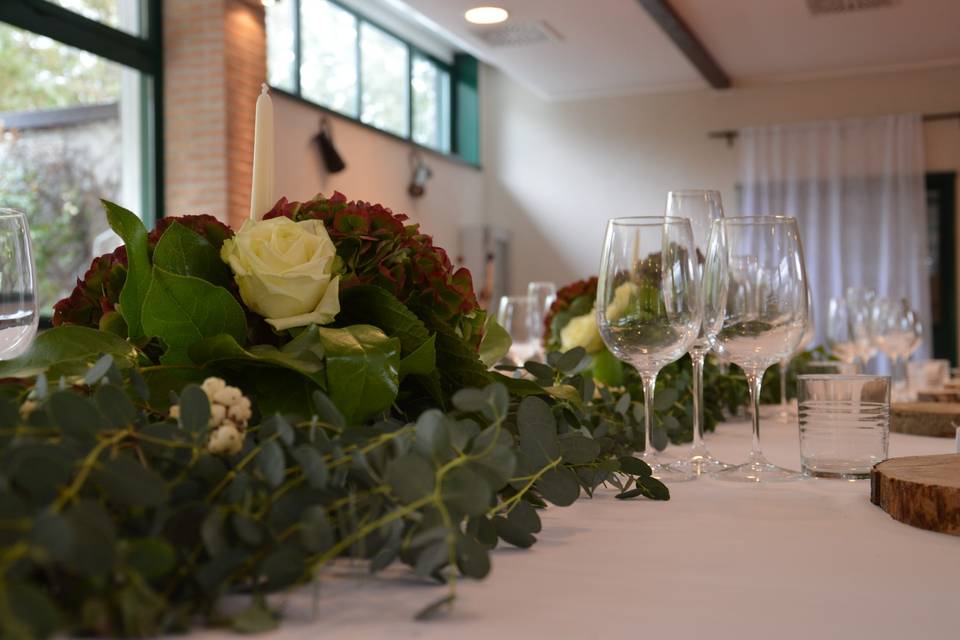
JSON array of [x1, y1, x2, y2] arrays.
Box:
[[465, 6, 509, 25]]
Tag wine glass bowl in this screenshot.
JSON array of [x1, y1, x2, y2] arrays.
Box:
[[703, 216, 809, 482], [496, 295, 540, 366], [0, 209, 39, 361], [597, 216, 702, 482]]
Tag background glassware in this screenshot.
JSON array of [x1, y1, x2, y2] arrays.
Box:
[[527, 281, 557, 361], [799, 360, 858, 375], [777, 287, 815, 420], [826, 298, 860, 367], [703, 216, 809, 482], [596, 216, 701, 482], [872, 297, 918, 399], [798, 374, 890, 479], [0, 209, 39, 360], [846, 287, 878, 370], [664, 189, 731, 475], [496, 295, 540, 366]]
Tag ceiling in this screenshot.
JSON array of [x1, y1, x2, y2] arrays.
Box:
[[391, 0, 960, 100]]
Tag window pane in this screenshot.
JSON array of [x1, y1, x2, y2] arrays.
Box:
[[412, 55, 450, 152], [0, 23, 149, 314], [360, 23, 409, 138], [266, 0, 296, 92], [48, 0, 142, 36], [300, 0, 358, 117]]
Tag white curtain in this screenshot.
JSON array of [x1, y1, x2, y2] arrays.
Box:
[[738, 114, 931, 359]]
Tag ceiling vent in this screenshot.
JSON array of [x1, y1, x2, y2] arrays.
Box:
[[806, 0, 897, 15], [472, 21, 562, 48]]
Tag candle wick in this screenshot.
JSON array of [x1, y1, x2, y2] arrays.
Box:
[[260, 83, 269, 96]]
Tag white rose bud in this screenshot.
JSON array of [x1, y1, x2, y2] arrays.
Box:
[[560, 311, 605, 354], [213, 386, 242, 406], [169, 404, 180, 419], [227, 396, 252, 423], [208, 422, 244, 456], [220, 217, 340, 331], [19, 400, 38, 421]]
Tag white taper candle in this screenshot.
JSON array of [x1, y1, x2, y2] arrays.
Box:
[[249, 83, 275, 221]]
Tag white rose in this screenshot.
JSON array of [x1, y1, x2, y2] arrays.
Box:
[[221, 217, 340, 331], [208, 422, 244, 456], [605, 282, 638, 322], [560, 310, 605, 354]]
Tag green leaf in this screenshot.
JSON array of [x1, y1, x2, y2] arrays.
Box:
[[104, 200, 150, 339], [3, 582, 59, 639], [618, 456, 653, 478], [399, 334, 437, 378], [47, 391, 105, 443], [555, 347, 589, 374], [315, 325, 400, 423], [493, 516, 536, 548], [591, 348, 625, 386], [507, 499, 542, 534], [65, 500, 115, 574], [0, 326, 138, 379], [260, 414, 294, 446], [141, 267, 247, 362], [292, 445, 328, 489], [441, 465, 491, 517], [232, 513, 263, 546], [300, 506, 334, 553], [83, 354, 114, 385], [311, 390, 345, 429], [654, 387, 679, 412], [414, 540, 449, 577], [260, 546, 306, 589], [415, 409, 452, 460], [559, 434, 601, 464], [125, 538, 176, 580], [190, 333, 326, 389], [456, 534, 491, 579], [231, 599, 279, 634], [258, 440, 285, 488], [94, 385, 137, 429], [517, 396, 560, 466], [178, 385, 210, 433], [636, 475, 670, 501], [92, 454, 169, 507], [152, 221, 232, 285], [466, 516, 498, 549], [478, 315, 512, 367], [535, 467, 580, 506], [384, 452, 435, 503], [31, 512, 73, 562]]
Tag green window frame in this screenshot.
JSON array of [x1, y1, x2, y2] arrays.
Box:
[[267, 0, 479, 166], [0, 0, 164, 224]]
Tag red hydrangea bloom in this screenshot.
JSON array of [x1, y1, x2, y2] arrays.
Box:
[[52, 214, 233, 328], [264, 192, 484, 347]]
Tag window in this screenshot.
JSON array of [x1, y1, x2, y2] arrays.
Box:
[[267, 0, 474, 160], [0, 1, 161, 315]]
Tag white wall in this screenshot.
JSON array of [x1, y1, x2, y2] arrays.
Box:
[[272, 93, 483, 257], [481, 64, 960, 294]]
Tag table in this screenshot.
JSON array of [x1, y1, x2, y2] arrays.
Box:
[[196, 416, 959, 640]]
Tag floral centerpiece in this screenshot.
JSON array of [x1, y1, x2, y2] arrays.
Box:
[[0, 194, 668, 638]]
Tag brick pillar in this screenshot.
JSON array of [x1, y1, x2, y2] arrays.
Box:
[[163, 0, 266, 229]]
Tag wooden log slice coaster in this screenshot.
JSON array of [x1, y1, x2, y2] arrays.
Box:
[[944, 380, 960, 390], [890, 402, 960, 438], [871, 455, 960, 536], [916, 389, 960, 403]]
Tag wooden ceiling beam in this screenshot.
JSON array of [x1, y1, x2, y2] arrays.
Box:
[[636, 0, 731, 89]]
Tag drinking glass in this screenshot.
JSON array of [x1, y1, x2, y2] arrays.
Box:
[[826, 298, 859, 367], [777, 287, 815, 420], [664, 189, 731, 475], [703, 216, 809, 482], [496, 295, 539, 366], [0, 210, 39, 360], [527, 281, 557, 361], [798, 374, 890, 479], [597, 217, 701, 482]]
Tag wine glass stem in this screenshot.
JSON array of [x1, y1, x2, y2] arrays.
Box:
[[641, 373, 657, 454], [691, 351, 705, 448], [746, 371, 764, 459], [779, 360, 788, 407]]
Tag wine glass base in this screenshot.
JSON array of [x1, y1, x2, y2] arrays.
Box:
[[713, 459, 801, 483], [635, 451, 697, 483], [668, 453, 734, 476]]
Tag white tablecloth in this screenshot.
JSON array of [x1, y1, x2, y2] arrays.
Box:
[[197, 415, 958, 640]]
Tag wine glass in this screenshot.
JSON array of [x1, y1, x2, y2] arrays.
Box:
[[527, 281, 557, 361], [872, 297, 916, 400], [826, 297, 859, 368], [703, 216, 809, 482], [596, 217, 702, 482], [663, 190, 731, 475], [846, 287, 878, 371], [497, 295, 539, 366], [0, 210, 39, 360]]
